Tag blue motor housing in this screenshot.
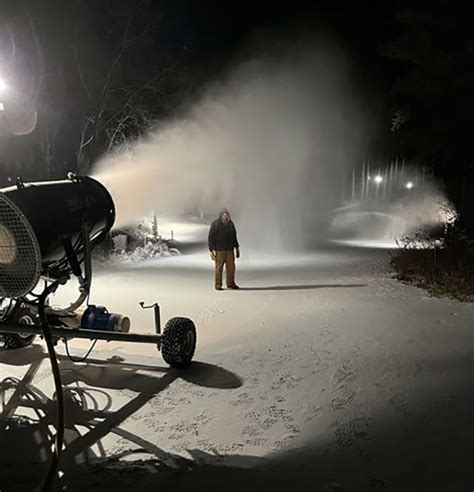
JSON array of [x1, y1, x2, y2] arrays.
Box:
[[80, 305, 130, 333]]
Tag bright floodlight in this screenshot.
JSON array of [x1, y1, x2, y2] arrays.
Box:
[[0, 78, 7, 93], [374, 175, 383, 184], [405, 181, 414, 189]]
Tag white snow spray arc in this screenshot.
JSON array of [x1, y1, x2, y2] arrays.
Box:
[[93, 45, 368, 251]]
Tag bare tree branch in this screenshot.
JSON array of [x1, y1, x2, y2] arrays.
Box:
[[99, 1, 139, 101], [73, 23, 92, 99]]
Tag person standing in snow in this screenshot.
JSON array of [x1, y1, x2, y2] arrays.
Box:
[[208, 209, 240, 290]]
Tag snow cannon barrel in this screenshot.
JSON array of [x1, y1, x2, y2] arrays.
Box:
[[80, 305, 130, 333], [0, 175, 115, 298]]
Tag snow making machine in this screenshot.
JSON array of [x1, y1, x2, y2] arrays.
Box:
[[0, 173, 197, 364], [0, 173, 197, 488]]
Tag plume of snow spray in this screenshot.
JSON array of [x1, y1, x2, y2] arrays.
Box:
[[93, 45, 367, 251]]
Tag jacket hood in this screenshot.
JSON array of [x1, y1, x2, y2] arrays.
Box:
[[218, 208, 231, 220]]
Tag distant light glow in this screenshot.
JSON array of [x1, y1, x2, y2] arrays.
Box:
[[0, 78, 7, 94], [405, 181, 414, 189], [374, 175, 383, 184]]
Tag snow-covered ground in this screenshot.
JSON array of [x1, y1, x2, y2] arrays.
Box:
[[1, 244, 473, 491]]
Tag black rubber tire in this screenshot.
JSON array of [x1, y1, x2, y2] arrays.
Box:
[[161, 317, 197, 367], [2, 307, 37, 350]]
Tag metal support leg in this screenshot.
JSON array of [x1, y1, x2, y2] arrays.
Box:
[[139, 301, 161, 349]]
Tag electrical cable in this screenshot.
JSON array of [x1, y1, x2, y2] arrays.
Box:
[[64, 338, 98, 363], [39, 181, 91, 490], [38, 284, 65, 492]]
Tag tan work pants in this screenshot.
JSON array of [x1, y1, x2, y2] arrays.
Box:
[[215, 250, 236, 287]]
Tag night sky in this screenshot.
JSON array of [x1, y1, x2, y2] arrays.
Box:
[[161, 1, 399, 82], [154, 0, 407, 140]]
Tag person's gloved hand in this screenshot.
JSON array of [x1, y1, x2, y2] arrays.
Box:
[[236, 248, 240, 259], [210, 250, 216, 261]]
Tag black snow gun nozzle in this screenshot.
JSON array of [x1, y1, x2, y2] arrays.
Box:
[[0, 175, 114, 299]]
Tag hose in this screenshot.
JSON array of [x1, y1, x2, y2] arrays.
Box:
[[38, 284, 65, 492]]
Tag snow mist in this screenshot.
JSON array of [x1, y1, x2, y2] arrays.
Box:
[[93, 45, 367, 251]]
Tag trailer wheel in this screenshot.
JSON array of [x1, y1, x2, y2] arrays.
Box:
[[161, 317, 196, 367], [2, 307, 37, 350]]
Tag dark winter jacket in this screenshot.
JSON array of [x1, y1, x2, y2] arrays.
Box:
[[208, 216, 239, 251]]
